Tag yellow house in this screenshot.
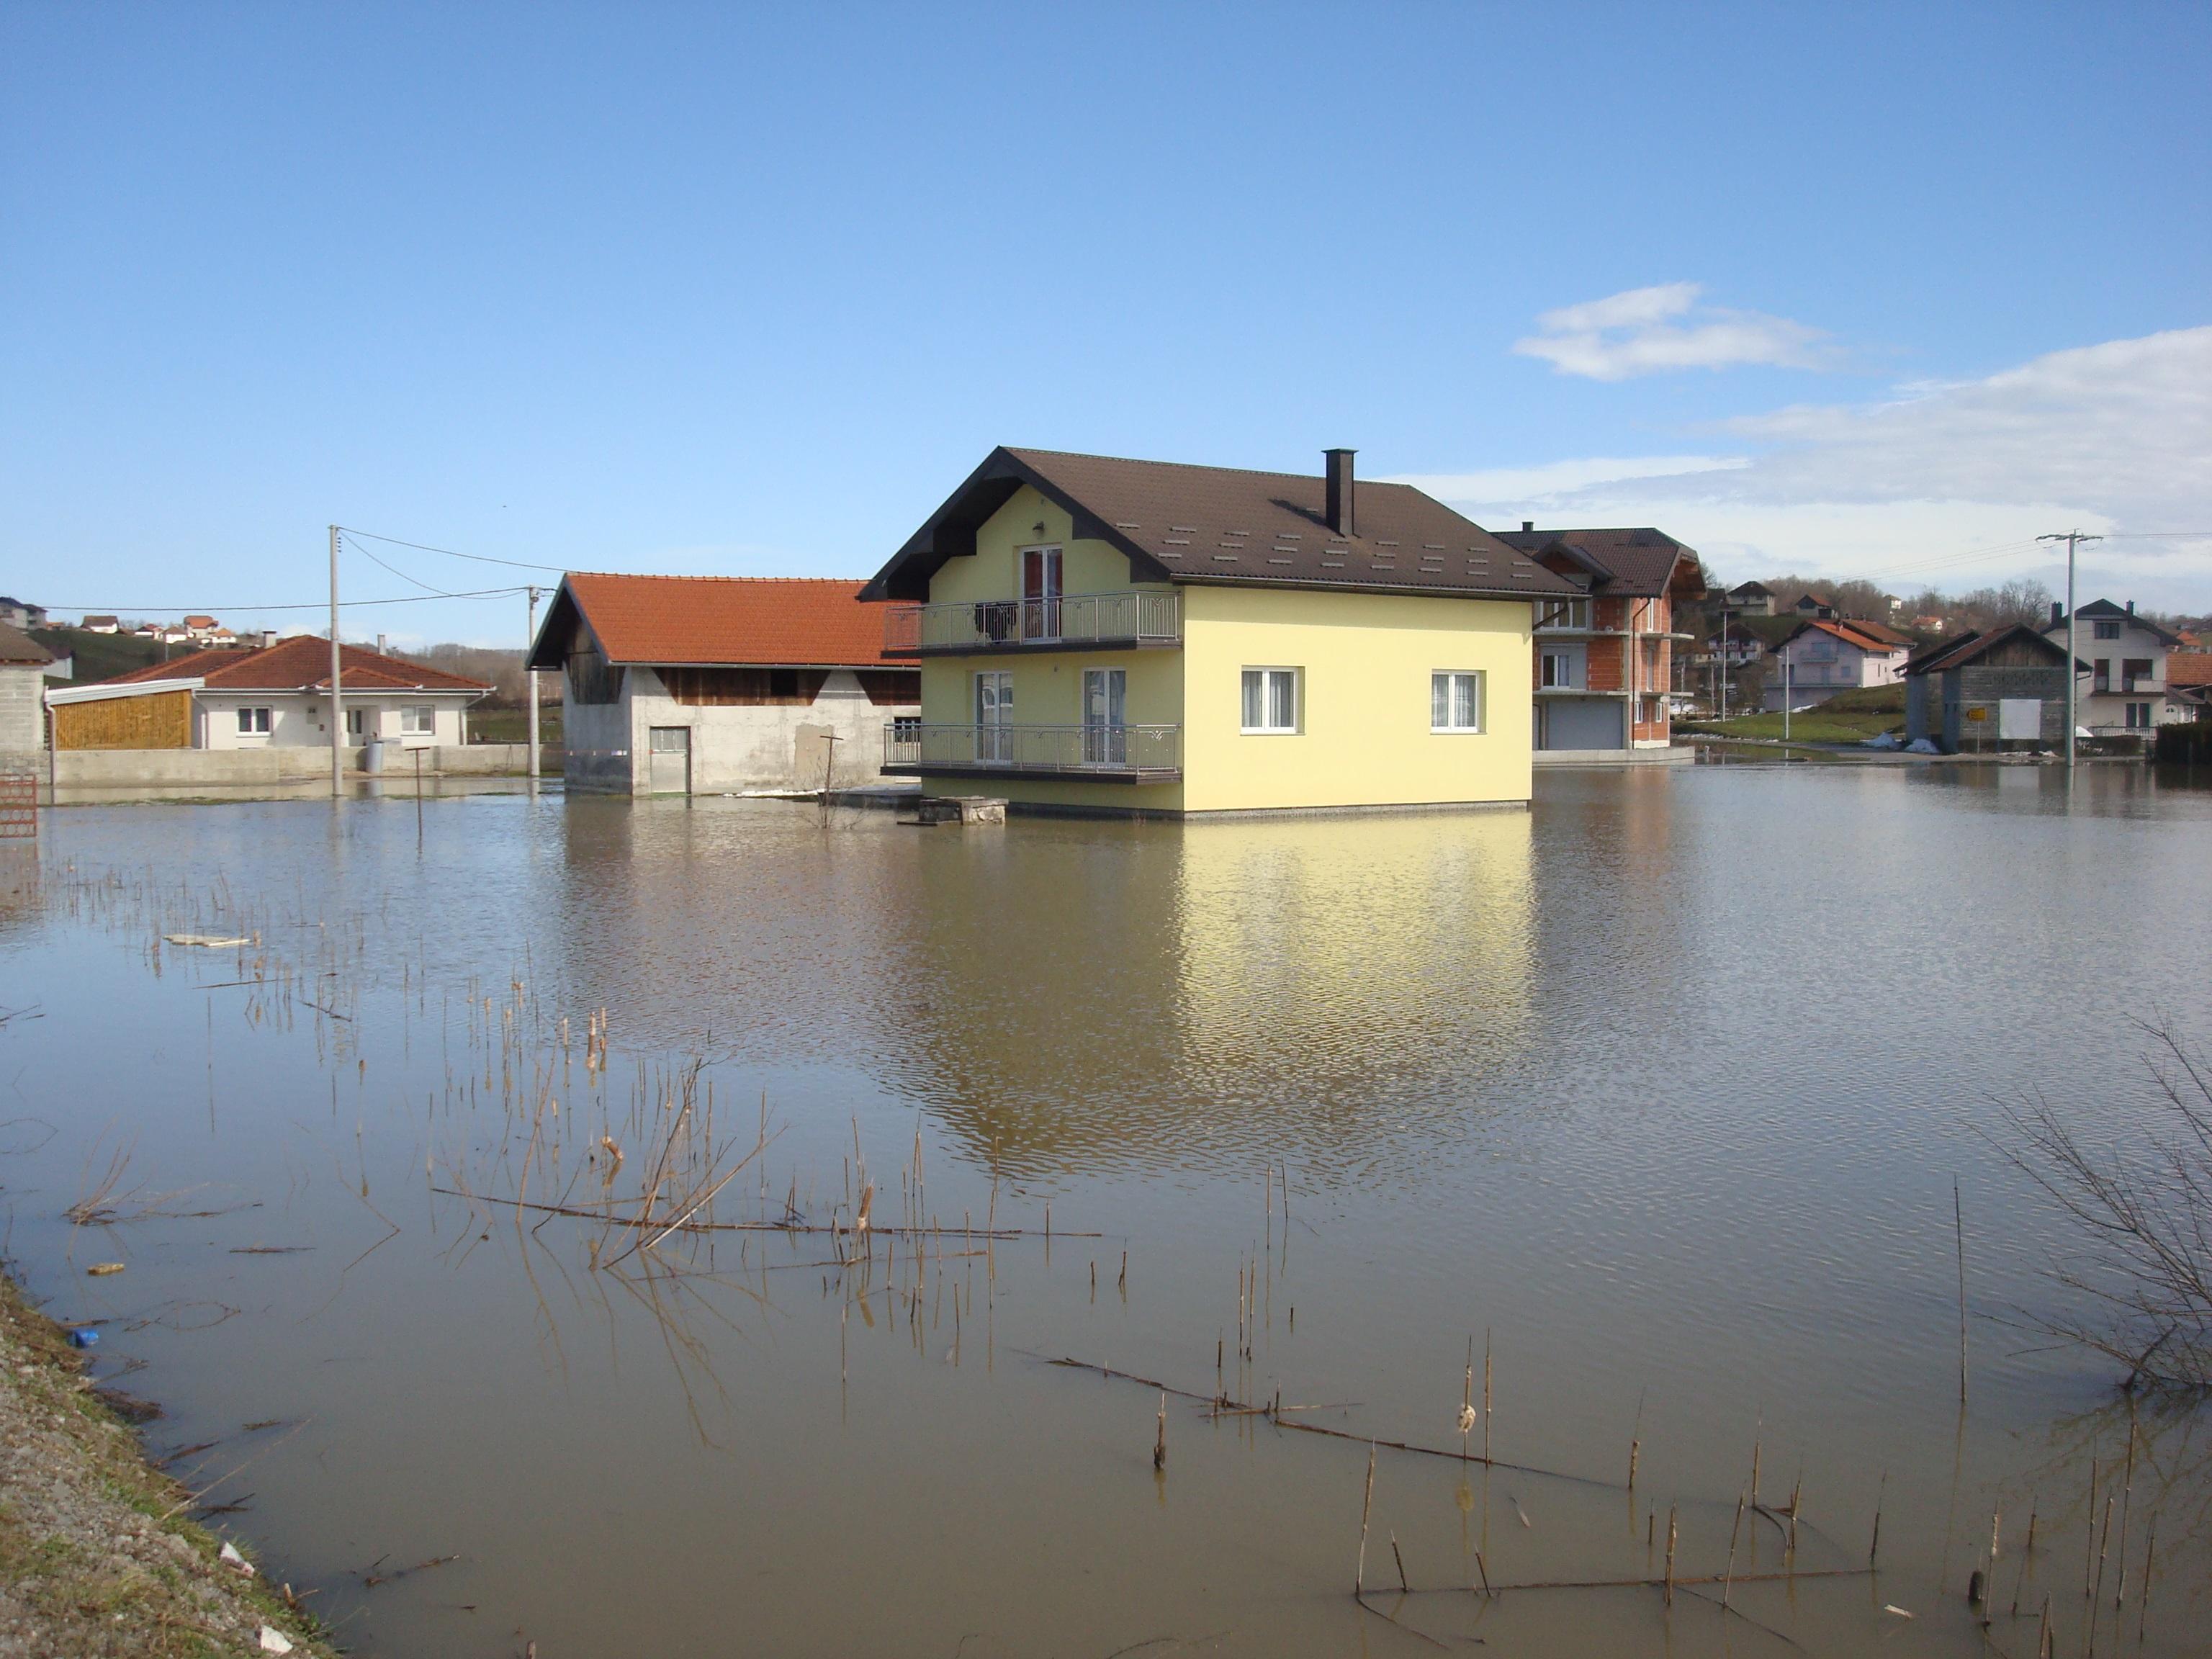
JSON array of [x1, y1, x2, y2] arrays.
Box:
[[860, 447, 1579, 816]]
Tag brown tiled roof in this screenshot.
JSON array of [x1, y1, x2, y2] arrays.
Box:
[[1490, 526, 1703, 598], [106, 635, 487, 693], [861, 446, 1578, 603], [0, 621, 53, 665], [2165, 652, 2212, 688], [527, 574, 891, 669]]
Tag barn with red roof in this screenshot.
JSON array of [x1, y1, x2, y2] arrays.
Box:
[[523, 573, 919, 794]]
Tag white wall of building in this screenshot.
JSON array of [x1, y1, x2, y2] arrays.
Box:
[[565, 667, 917, 793], [194, 693, 472, 750]]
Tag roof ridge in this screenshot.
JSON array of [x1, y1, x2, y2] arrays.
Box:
[[1007, 446, 1422, 492], [566, 572, 868, 585]]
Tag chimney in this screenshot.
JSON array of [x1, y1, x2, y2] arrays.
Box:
[[1522, 521, 1534, 534], [2050, 602, 2062, 627], [2126, 600, 2135, 616], [260, 629, 278, 651], [377, 632, 388, 656], [1323, 448, 1356, 536]]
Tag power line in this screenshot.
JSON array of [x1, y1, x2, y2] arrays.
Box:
[[42, 585, 529, 614], [339, 530, 479, 598], [337, 524, 567, 572]]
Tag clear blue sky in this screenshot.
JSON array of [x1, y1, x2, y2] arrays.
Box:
[[4, 2, 2207, 644]]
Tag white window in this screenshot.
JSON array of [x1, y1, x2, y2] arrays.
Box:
[[1431, 671, 1484, 732], [235, 707, 271, 734], [400, 706, 435, 735], [1241, 667, 1298, 734], [1539, 651, 1574, 689], [345, 708, 366, 737]]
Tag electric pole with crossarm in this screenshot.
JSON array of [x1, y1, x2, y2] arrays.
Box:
[[2039, 529, 2103, 768]]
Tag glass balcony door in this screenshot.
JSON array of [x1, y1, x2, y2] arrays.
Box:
[[1082, 667, 1127, 765], [1022, 547, 1063, 640], [974, 672, 1014, 763]]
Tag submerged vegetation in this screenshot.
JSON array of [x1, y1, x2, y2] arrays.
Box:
[[2002, 1025, 2212, 1390]]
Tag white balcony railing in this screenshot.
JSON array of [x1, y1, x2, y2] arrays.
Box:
[[884, 723, 1181, 777], [882, 590, 1181, 655]]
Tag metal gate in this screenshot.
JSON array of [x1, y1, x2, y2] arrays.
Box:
[[646, 727, 692, 795], [0, 769, 35, 839]]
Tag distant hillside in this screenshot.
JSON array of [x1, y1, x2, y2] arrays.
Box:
[[30, 628, 173, 685]]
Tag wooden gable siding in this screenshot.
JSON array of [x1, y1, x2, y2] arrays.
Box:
[[55, 690, 192, 750]]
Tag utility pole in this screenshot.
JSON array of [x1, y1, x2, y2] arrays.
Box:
[[525, 585, 543, 791], [2039, 530, 2102, 768], [328, 524, 343, 799]]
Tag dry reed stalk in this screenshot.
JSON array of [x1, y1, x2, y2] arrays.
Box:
[[1390, 1534, 1408, 1595], [2084, 1457, 2098, 1603], [1154, 1393, 1166, 1470], [2012, 1496, 2038, 1615], [1663, 1506, 1676, 1606], [2089, 1493, 2113, 1654], [1356, 1442, 1376, 1595], [1483, 1331, 1492, 1463], [2113, 1426, 2134, 1611], [1460, 1336, 1473, 1462], [1869, 1470, 1885, 1568], [2136, 1517, 2154, 1642], [1722, 1490, 1745, 1608]]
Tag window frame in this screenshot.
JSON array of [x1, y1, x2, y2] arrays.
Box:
[[399, 705, 436, 737], [235, 706, 271, 736], [1240, 667, 1300, 735], [1431, 670, 1485, 734]]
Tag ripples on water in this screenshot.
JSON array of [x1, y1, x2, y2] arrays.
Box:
[[0, 763, 2207, 1656]]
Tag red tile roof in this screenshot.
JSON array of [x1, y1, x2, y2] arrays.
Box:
[[1784, 617, 1912, 655], [538, 574, 891, 667], [106, 634, 488, 693], [2167, 652, 2212, 688]]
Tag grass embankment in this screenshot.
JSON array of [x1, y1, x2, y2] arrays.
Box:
[[0, 1274, 336, 1658], [1680, 683, 1906, 745], [465, 706, 562, 746]]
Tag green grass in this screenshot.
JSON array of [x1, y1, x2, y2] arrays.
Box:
[[467, 706, 562, 745], [30, 628, 171, 686], [1681, 683, 1906, 745]]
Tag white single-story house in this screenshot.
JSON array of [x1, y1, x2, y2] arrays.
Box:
[[524, 573, 920, 795], [45, 634, 488, 753]]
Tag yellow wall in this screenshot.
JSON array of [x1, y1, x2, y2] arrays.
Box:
[[928, 485, 1169, 605], [1180, 585, 1532, 812]]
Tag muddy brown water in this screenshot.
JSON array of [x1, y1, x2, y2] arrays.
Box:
[[0, 764, 2206, 1657]]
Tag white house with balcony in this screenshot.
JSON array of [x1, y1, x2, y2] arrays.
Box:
[[1765, 617, 1912, 711], [2041, 599, 2190, 737]]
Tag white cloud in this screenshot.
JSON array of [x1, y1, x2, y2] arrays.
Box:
[[1514, 282, 1833, 381], [1405, 325, 2212, 608], [1391, 455, 1745, 501]]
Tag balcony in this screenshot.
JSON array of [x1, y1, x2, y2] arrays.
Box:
[[881, 590, 1182, 657], [883, 723, 1182, 783]]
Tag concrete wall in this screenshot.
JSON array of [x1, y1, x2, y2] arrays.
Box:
[[51, 744, 540, 787], [565, 669, 914, 794], [0, 665, 45, 754]]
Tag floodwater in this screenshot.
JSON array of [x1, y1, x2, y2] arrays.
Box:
[[1, 765, 2208, 1657]]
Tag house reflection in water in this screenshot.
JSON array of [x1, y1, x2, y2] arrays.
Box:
[[878, 808, 1534, 1180]]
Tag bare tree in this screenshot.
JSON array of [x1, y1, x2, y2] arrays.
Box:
[[1997, 1024, 2212, 1390]]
